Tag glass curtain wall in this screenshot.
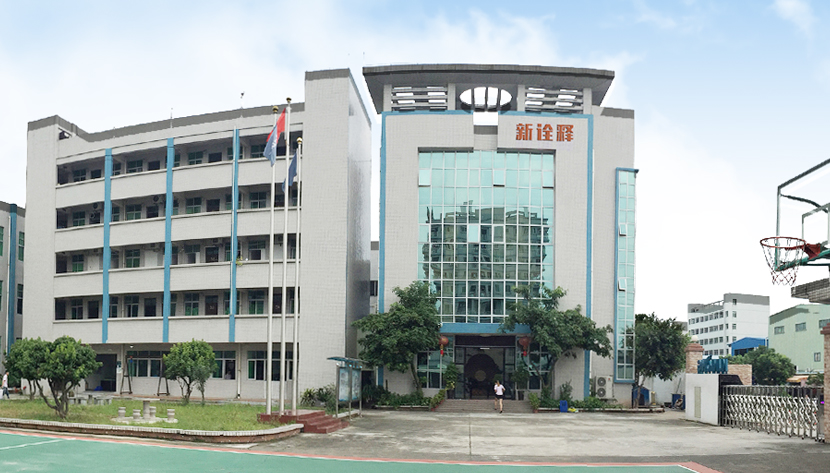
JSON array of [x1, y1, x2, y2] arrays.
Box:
[[417, 151, 555, 324], [615, 169, 636, 381]]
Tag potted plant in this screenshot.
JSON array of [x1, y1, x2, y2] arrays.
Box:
[[443, 363, 459, 399], [511, 365, 530, 400]]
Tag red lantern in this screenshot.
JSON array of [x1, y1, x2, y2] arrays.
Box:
[[518, 336, 531, 357], [439, 335, 449, 356]]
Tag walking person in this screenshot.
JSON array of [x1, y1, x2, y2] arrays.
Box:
[[2, 371, 9, 400], [494, 379, 505, 413]]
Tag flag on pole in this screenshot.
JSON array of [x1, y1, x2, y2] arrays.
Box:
[[282, 149, 298, 194], [264, 108, 286, 166]]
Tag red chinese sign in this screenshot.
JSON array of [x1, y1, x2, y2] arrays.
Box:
[[516, 123, 574, 142]]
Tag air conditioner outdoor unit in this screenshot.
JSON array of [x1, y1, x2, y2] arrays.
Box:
[[596, 376, 614, 399]]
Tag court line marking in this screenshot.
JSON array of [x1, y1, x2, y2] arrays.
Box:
[[0, 438, 64, 450], [0, 429, 718, 471]]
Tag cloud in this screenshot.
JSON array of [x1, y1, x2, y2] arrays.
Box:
[[634, 0, 678, 29], [772, 0, 816, 35]]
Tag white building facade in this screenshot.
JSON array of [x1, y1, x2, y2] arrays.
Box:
[[687, 293, 770, 357], [1, 202, 25, 370], [365, 64, 636, 401], [24, 69, 371, 399]]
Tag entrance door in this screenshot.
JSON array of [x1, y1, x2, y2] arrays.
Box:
[[464, 348, 503, 399], [87, 354, 117, 392]]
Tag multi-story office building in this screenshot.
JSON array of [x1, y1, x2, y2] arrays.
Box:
[[24, 69, 371, 398], [365, 64, 636, 400], [687, 293, 770, 357], [1, 202, 25, 370], [768, 304, 830, 374]]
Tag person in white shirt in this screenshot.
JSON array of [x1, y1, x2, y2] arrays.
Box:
[[2, 371, 9, 399], [494, 379, 505, 413]]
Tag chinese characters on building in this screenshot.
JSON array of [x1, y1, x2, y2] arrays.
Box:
[[516, 123, 574, 142]]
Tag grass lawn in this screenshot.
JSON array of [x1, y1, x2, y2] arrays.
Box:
[[0, 399, 280, 431]]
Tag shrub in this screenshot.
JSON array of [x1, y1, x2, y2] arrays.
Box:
[[559, 381, 573, 403], [300, 389, 317, 407], [430, 389, 446, 409], [376, 391, 430, 408], [361, 384, 389, 405], [570, 396, 608, 409], [528, 392, 541, 411]]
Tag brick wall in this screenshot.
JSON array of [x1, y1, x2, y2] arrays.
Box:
[[685, 343, 704, 374], [727, 364, 752, 386]]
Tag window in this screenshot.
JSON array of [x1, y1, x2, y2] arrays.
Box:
[[147, 160, 161, 171], [732, 324, 736, 330], [110, 296, 119, 318], [213, 351, 236, 379], [187, 151, 203, 165], [247, 351, 293, 381], [0, 226, 3, 255], [249, 240, 265, 261], [820, 319, 830, 329], [110, 250, 120, 269], [248, 290, 265, 314], [112, 162, 122, 176], [55, 300, 66, 320], [144, 298, 157, 317], [184, 293, 199, 316], [227, 146, 241, 160], [370, 280, 379, 296], [90, 169, 102, 179], [205, 246, 219, 263], [89, 211, 101, 224], [815, 352, 822, 362], [170, 293, 177, 316], [111, 206, 120, 222], [126, 351, 164, 378], [208, 152, 222, 163], [184, 244, 199, 264], [73, 169, 86, 182], [125, 204, 142, 221], [251, 144, 265, 158], [732, 311, 736, 317], [206, 199, 220, 212], [70, 299, 84, 320], [224, 291, 241, 315], [226, 193, 242, 210], [127, 160, 143, 174], [186, 197, 202, 214], [71, 254, 84, 272], [16, 284, 22, 314], [125, 249, 140, 268], [88, 300, 99, 319], [774, 326, 785, 335], [168, 154, 180, 168], [796, 322, 807, 332], [124, 296, 139, 317], [171, 200, 179, 216], [146, 205, 159, 219], [205, 295, 219, 315], [249, 192, 267, 209], [72, 211, 85, 227]]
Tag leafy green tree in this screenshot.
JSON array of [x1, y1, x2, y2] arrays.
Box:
[[354, 281, 441, 396], [163, 340, 216, 405], [39, 337, 102, 419], [806, 372, 823, 386], [727, 346, 795, 385], [500, 286, 612, 392], [633, 313, 689, 403], [4, 338, 50, 400]]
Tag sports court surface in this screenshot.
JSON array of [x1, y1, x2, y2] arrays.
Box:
[[0, 430, 715, 473]]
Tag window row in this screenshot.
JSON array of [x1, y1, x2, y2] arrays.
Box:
[[418, 168, 555, 189], [55, 235, 299, 274], [57, 188, 300, 229], [0, 231, 25, 261], [689, 310, 735, 325], [690, 324, 737, 336], [419, 151, 554, 171], [57, 136, 301, 185], [420, 206, 552, 226], [700, 336, 724, 346], [417, 263, 554, 282], [54, 287, 299, 320], [703, 349, 726, 356], [420, 224, 551, 245], [419, 243, 553, 263], [124, 350, 294, 381]]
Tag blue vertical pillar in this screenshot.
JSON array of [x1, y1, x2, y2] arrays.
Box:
[[163, 138, 174, 343], [229, 129, 239, 342], [102, 150, 113, 343], [6, 204, 17, 353]]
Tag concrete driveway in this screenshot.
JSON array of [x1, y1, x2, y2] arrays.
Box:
[[261, 409, 830, 473]]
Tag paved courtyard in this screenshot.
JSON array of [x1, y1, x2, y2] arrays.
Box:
[[261, 409, 830, 473]]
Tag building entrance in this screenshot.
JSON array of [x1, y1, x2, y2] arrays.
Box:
[[454, 335, 516, 399]]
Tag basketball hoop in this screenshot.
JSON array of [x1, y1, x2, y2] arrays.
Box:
[[760, 237, 806, 286]]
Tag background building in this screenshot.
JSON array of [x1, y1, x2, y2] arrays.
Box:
[[730, 337, 767, 356], [24, 69, 371, 399], [687, 294, 769, 357], [365, 64, 636, 401], [768, 304, 830, 374], [1, 202, 24, 371]]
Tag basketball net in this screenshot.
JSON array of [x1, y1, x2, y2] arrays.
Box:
[[760, 237, 806, 286]]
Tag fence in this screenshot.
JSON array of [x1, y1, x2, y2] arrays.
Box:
[[720, 385, 823, 441]]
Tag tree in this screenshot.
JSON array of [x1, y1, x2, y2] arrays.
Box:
[[633, 313, 689, 403], [4, 338, 50, 400], [354, 281, 441, 396], [500, 286, 612, 392], [163, 340, 216, 405], [39, 337, 102, 419], [727, 346, 795, 385]]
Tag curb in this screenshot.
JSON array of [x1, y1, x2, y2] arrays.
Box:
[[536, 407, 665, 413], [0, 417, 302, 444]]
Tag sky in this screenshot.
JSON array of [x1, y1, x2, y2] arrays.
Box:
[[1, 0, 829, 321]]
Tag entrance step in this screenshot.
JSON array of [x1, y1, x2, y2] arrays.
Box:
[[435, 399, 533, 414], [274, 409, 349, 434]]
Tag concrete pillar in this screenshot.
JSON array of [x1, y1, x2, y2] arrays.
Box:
[[822, 324, 830, 438], [685, 342, 704, 374]]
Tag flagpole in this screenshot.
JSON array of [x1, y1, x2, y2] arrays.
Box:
[[279, 101, 291, 414], [265, 106, 279, 416], [291, 137, 302, 412]]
